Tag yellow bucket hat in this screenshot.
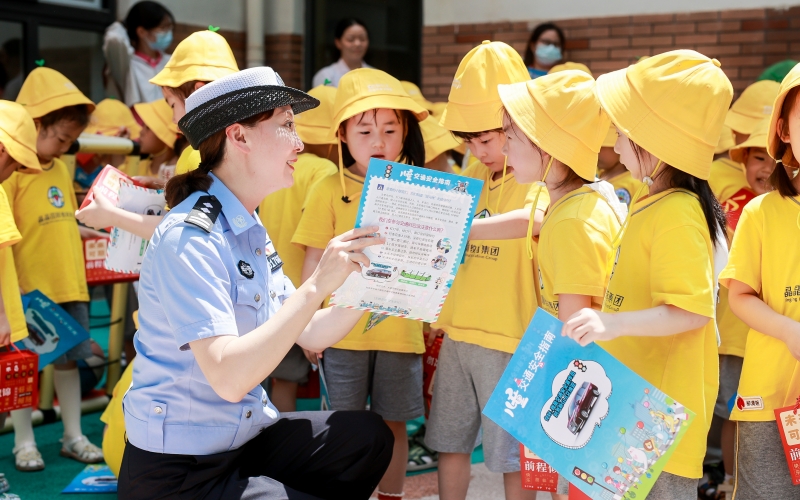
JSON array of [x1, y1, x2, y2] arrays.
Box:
[[715, 124, 735, 155], [440, 40, 529, 133], [499, 70, 609, 181], [133, 99, 179, 149], [149, 30, 239, 88], [86, 99, 141, 140], [548, 62, 592, 76], [0, 100, 40, 172], [401, 81, 435, 112], [420, 116, 462, 163], [295, 85, 337, 146], [16, 67, 95, 119], [725, 80, 780, 135], [730, 117, 770, 164], [767, 62, 800, 161], [602, 124, 617, 148], [596, 50, 733, 181]]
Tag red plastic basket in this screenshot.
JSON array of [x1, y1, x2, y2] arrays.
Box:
[[0, 343, 38, 412]]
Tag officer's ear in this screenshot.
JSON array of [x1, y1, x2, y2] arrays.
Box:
[[225, 123, 251, 154]]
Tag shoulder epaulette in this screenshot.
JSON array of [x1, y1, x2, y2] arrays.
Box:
[[185, 195, 222, 233]]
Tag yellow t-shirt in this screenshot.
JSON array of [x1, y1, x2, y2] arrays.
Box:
[[2, 159, 89, 303], [259, 153, 336, 286], [292, 169, 424, 354], [709, 158, 746, 208], [538, 186, 620, 316], [0, 186, 27, 342], [605, 170, 641, 207], [432, 160, 550, 353], [719, 192, 800, 421], [599, 189, 718, 479], [100, 360, 133, 477], [174, 146, 201, 176]]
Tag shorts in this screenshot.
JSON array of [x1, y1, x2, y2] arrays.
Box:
[[425, 335, 522, 474], [53, 301, 93, 364], [647, 472, 698, 500], [714, 354, 744, 419], [321, 347, 424, 422], [734, 420, 796, 498], [269, 344, 310, 384]]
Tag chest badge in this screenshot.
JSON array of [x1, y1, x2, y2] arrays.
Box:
[[47, 186, 65, 208], [238, 260, 255, 279]]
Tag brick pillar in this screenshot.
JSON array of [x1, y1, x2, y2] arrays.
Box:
[[264, 34, 303, 90]]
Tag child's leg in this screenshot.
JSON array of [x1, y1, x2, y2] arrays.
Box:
[[502, 472, 537, 500], [438, 452, 471, 500], [735, 420, 796, 498], [10, 408, 43, 471], [381, 420, 410, 494]]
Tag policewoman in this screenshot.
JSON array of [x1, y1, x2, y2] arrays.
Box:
[[118, 67, 394, 500]]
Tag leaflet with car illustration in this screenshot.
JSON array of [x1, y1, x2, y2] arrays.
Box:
[[18, 291, 91, 367], [483, 308, 695, 500], [330, 158, 482, 322]]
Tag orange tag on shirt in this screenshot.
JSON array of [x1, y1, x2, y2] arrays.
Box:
[[721, 188, 756, 232], [774, 405, 800, 485]]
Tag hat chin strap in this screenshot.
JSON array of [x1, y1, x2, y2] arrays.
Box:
[[526, 156, 554, 260], [338, 139, 350, 203]]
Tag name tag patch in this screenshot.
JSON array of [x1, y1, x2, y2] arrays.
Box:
[[736, 395, 764, 411]]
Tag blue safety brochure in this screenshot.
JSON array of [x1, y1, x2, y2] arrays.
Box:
[[483, 308, 694, 500], [18, 290, 91, 368]]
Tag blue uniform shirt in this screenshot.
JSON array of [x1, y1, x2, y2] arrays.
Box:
[[123, 173, 295, 455]]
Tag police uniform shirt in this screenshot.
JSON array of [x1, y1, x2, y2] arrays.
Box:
[[123, 173, 294, 456]]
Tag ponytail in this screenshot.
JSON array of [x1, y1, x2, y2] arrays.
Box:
[[667, 168, 727, 248], [165, 168, 213, 208]]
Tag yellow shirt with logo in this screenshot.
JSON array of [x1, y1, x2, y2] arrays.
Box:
[[174, 146, 201, 176], [2, 159, 89, 303], [538, 186, 620, 316], [599, 189, 718, 479], [259, 153, 337, 286], [292, 169, 424, 354], [719, 192, 800, 421], [605, 170, 641, 207], [0, 185, 27, 342], [432, 160, 550, 354]]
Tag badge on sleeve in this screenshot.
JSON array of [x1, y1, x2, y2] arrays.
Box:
[[238, 260, 255, 279], [265, 241, 284, 273], [185, 195, 222, 233]]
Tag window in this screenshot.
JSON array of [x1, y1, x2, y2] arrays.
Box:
[[0, 21, 24, 100]]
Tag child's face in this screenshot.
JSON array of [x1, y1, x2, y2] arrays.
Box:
[[742, 147, 775, 195], [139, 124, 168, 155], [0, 143, 21, 183], [597, 146, 620, 171], [36, 119, 86, 163], [244, 106, 303, 193], [465, 130, 507, 173], [614, 126, 658, 181], [341, 108, 404, 174], [162, 87, 186, 124], [501, 114, 542, 184]]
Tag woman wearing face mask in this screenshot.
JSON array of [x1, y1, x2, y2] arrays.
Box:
[[312, 18, 372, 88], [103, 1, 174, 106], [523, 23, 566, 79]]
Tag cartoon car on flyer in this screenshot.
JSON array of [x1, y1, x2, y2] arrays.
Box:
[[567, 381, 600, 435], [365, 268, 392, 279]]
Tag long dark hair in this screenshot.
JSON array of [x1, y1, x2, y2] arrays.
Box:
[[770, 86, 800, 197], [165, 109, 275, 208], [340, 109, 424, 168], [125, 1, 174, 46], [523, 22, 566, 67], [332, 18, 369, 62]]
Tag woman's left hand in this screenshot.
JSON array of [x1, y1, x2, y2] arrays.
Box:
[[562, 309, 619, 346]]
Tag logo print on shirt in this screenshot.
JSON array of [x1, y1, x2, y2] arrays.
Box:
[[238, 260, 255, 279], [232, 215, 247, 228], [47, 186, 64, 208]]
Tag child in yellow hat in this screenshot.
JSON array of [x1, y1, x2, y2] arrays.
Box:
[[597, 123, 642, 206], [725, 80, 780, 145], [719, 62, 800, 499], [132, 98, 179, 181], [292, 68, 427, 500], [2, 68, 104, 471], [422, 40, 552, 500], [420, 116, 461, 173], [562, 51, 732, 498], [257, 84, 337, 413]]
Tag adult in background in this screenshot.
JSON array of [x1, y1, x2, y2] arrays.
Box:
[[312, 18, 372, 88], [103, 1, 174, 105], [523, 22, 565, 79]]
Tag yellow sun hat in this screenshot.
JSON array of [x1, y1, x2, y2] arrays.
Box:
[[715, 124, 735, 155], [401, 80, 435, 112], [548, 62, 592, 76], [767, 61, 800, 162], [420, 116, 462, 163], [596, 50, 733, 181], [86, 99, 141, 140], [602, 124, 617, 148], [0, 100, 40, 172], [730, 117, 770, 164], [16, 67, 95, 119], [725, 80, 780, 136], [149, 30, 239, 88], [499, 70, 609, 181], [440, 40, 530, 133], [295, 85, 337, 145], [133, 99, 179, 149]]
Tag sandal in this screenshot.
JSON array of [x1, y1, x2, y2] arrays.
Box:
[[13, 443, 44, 472], [60, 435, 103, 464], [0, 473, 8, 493], [407, 425, 438, 472]]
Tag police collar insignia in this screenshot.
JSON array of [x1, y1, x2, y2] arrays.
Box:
[[232, 214, 247, 228], [185, 195, 222, 233], [238, 260, 255, 279]]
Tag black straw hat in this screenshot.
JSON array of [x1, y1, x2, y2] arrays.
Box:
[[178, 67, 320, 149]]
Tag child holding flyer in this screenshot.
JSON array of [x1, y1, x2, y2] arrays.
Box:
[[2, 68, 104, 470], [424, 40, 552, 500], [292, 68, 427, 500], [562, 51, 731, 499], [719, 62, 800, 498]]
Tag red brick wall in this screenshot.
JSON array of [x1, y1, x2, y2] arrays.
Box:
[[422, 7, 800, 102]]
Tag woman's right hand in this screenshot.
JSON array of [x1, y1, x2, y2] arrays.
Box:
[[308, 226, 384, 296]]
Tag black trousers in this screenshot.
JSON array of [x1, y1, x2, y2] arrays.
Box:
[[117, 411, 394, 500]]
